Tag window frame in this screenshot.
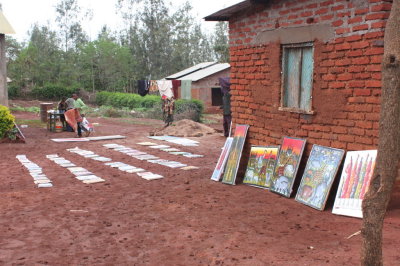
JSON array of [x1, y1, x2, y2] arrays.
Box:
[[279, 42, 315, 115]]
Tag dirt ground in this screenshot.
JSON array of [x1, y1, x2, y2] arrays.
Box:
[[1, 102, 399, 265]]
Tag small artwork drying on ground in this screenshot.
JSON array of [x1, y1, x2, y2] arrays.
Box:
[[222, 125, 249, 185], [270, 137, 306, 197], [243, 146, 279, 189], [295, 145, 345, 210], [332, 150, 377, 218]]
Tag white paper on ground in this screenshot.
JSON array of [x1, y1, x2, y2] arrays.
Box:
[[126, 168, 145, 173], [83, 178, 105, 184], [87, 135, 126, 141], [38, 183, 53, 188], [181, 166, 199, 170]]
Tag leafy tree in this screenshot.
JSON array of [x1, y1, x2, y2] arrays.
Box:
[[55, 0, 88, 52], [212, 21, 230, 63]]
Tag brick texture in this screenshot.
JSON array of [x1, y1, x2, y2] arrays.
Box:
[[228, 0, 387, 153]]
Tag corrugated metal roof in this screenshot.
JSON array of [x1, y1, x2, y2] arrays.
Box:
[[165, 62, 217, 80], [178, 63, 230, 82], [0, 11, 15, 34]]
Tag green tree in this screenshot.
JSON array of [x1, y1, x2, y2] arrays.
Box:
[[212, 21, 230, 63], [55, 0, 88, 52]]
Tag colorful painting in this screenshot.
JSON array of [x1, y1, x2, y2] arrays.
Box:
[[270, 137, 306, 197], [332, 150, 377, 218], [210, 137, 233, 182], [243, 146, 279, 189], [295, 145, 345, 210], [222, 125, 249, 185]]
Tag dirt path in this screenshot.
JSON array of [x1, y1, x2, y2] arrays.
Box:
[[0, 109, 399, 265]]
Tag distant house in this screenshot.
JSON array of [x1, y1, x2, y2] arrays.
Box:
[[205, 0, 388, 154], [166, 62, 230, 111]]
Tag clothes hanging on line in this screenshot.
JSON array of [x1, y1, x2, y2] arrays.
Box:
[[137, 80, 150, 96], [172, 80, 181, 99], [180, 80, 192, 100], [149, 80, 159, 93], [157, 80, 174, 98]]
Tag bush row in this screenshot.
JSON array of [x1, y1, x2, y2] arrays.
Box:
[[95, 91, 204, 122], [8, 84, 77, 100], [96, 91, 160, 109]]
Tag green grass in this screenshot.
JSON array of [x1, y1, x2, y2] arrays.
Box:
[[15, 119, 46, 128], [10, 106, 40, 113]]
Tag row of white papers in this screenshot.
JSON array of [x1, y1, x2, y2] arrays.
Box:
[[16, 155, 53, 188], [51, 135, 126, 143], [147, 136, 199, 146], [68, 147, 164, 180], [137, 142, 204, 158], [103, 143, 190, 169], [46, 154, 105, 184]]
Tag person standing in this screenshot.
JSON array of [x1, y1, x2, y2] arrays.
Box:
[[219, 77, 232, 137], [58, 97, 67, 130], [65, 94, 82, 137]]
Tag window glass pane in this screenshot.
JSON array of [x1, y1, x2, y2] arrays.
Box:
[[300, 47, 313, 111]]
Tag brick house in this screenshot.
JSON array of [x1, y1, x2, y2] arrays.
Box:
[[205, 0, 389, 167], [166, 62, 230, 111]]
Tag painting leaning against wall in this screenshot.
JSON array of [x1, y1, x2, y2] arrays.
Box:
[[222, 124, 249, 185], [211, 137, 233, 182], [243, 146, 280, 189], [295, 145, 345, 210], [269, 136, 306, 197], [332, 150, 377, 218]]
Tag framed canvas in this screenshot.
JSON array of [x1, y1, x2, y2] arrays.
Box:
[[295, 145, 345, 210], [243, 146, 280, 189], [211, 137, 233, 181], [222, 125, 250, 185], [269, 136, 306, 197], [332, 150, 377, 218]]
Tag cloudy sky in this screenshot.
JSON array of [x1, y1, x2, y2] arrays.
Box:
[[1, 0, 242, 42]]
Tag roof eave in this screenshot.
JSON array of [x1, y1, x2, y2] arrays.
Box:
[[204, 0, 270, 22]]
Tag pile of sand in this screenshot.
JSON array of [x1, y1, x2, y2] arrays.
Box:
[[152, 119, 216, 137]]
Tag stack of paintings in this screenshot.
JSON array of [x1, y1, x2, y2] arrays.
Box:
[[295, 145, 345, 210], [269, 137, 306, 197], [211, 137, 233, 181], [222, 125, 249, 185], [332, 150, 377, 218], [243, 146, 279, 189]]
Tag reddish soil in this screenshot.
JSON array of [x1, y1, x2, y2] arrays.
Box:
[[0, 105, 399, 265]]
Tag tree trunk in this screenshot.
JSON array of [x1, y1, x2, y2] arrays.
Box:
[[361, 1, 400, 265], [0, 34, 8, 107]]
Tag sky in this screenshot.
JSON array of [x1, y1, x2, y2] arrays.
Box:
[[0, 0, 242, 42]]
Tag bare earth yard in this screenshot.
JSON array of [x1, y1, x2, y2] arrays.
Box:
[[0, 102, 399, 265]]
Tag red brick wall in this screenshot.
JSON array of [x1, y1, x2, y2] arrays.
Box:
[[228, 0, 390, 157]]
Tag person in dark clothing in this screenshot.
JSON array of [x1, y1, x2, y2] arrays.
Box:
[[58, 97, 67, 130], [222, 91, 232, 137], [219, 77, 232, 137]]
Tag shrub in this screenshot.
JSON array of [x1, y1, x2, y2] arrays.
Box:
[[175, 99, 204, 122], [0, 105, 15, 138], [8, 84, 19, 99], [31, 84, 75, 100], [95, 91, 160, 109], [94, 92, 204, 122]]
